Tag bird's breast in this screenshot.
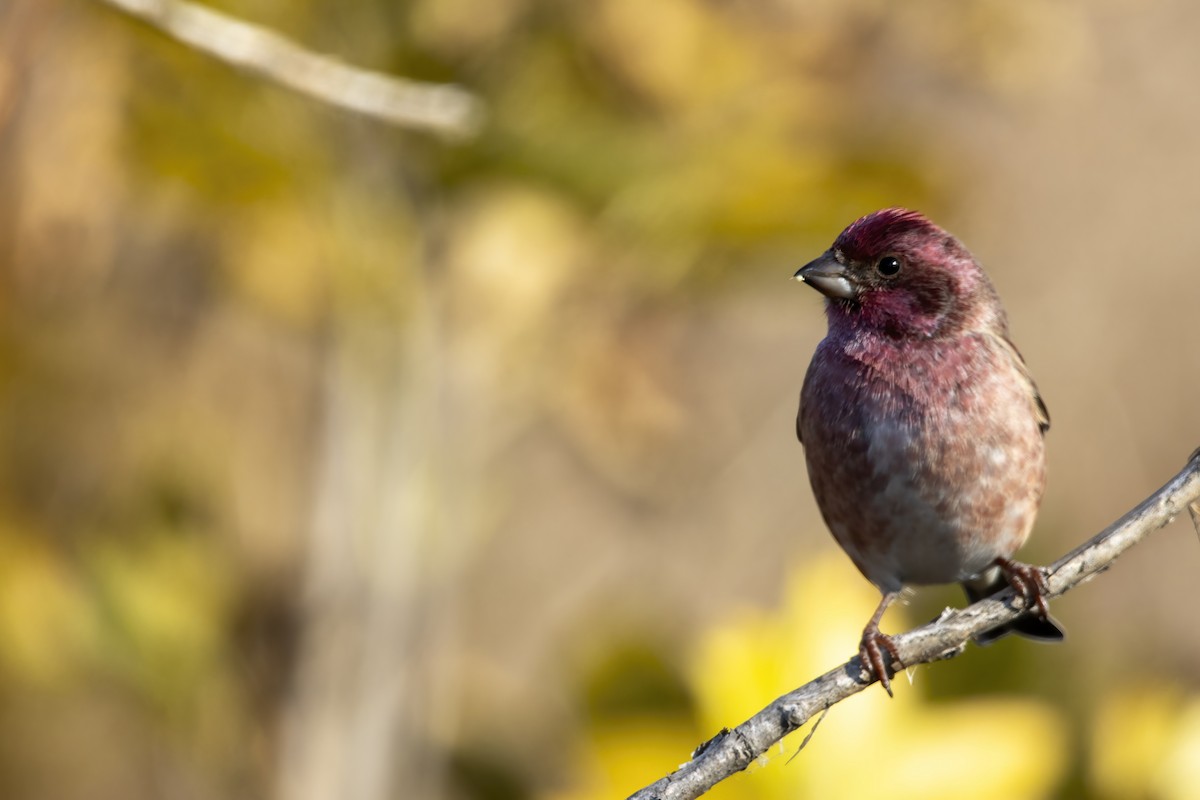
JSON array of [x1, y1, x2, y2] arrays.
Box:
[[799, 332, 1046, 590]]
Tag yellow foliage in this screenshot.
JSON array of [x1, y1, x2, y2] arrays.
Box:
[[87, 531, 232, 703], [692, 552, 1067, 799], [549, 552, 1069, 800], [1091, 686, 1200, 799], [548, 718, 700, 800], [445, 184, 587, 352], [227, 204, 332, 328], [587, 0, 752, 112], [0, 526, 97, 685], [409, 0, 528, 55]]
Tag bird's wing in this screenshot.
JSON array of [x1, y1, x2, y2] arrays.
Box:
[[987, 332, 1050, 434]]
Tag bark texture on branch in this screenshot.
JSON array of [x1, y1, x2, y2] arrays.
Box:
[[628, 449, 1200, 800]]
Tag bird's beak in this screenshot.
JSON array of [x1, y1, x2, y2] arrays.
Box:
[[793, 251, 856, 300]]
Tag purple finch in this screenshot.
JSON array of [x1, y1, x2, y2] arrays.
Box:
[[795, 208, 1063, 696]]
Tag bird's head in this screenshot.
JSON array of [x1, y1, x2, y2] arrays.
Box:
[[795, 208, 1000, 339]]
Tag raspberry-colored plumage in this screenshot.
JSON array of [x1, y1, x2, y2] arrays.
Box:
[[795, 209, 1062, 695]]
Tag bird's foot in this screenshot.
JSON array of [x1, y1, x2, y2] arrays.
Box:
[[859, 625, 903, 698], [994, 557, 1052, 619]]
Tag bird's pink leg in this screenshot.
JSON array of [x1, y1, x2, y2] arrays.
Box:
[[859, 591, 903, 697], [994, 557, 1052, 619]]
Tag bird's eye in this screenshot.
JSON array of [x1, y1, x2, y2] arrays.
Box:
[[876, 256, 902, 277]]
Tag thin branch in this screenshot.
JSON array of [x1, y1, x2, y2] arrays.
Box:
[[628, 448, 1200, 800], [97, 0, 484, 139]]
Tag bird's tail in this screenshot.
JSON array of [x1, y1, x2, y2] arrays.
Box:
[[962, 569, 1066, 646]]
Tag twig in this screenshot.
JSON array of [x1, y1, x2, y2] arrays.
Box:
[[628, 448, 1200, 800], [96, 0, 484, 138]]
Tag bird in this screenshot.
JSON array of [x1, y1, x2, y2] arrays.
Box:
[[794, 208, 1063, 696]]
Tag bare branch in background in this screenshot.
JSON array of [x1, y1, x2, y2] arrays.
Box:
[[629, 449, 1200, 800], [277, 312, 454, 800], [96, 0, 484, 138]]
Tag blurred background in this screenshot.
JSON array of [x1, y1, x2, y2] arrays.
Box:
[[1, 0, 1199, 798]]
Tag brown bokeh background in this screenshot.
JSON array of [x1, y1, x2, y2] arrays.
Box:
[[1, 1, 1198, 798]]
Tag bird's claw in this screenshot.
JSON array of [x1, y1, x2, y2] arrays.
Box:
[[995, 557, 1052, 619], [859, 628, 903, 697]]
